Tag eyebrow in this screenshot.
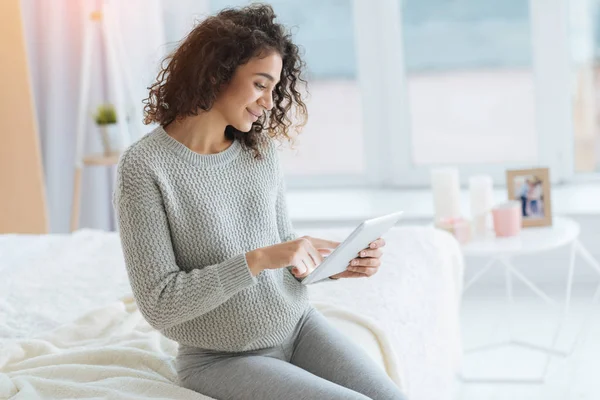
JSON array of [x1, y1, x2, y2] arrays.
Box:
[[254, 73, 279, 84]]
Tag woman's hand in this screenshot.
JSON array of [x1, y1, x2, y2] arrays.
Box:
[[329, 237, 386, 280], [246, 235, 386, 280], [245, 236, 338, 277], [290, 236, 342, 278]]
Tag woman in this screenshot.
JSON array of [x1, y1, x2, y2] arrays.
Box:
[[113, 4, 406, 400], [518, 179, 530, 217], [528, 178, 543, 217]]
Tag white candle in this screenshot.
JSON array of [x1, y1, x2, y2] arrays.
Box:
[[430, 167, 461, 221], [469, 175, 494, 236], [469, 175, 494, 216]]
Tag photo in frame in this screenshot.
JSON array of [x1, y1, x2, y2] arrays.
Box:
[[506, 168, 552, 227]]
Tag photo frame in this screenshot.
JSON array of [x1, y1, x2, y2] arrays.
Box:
[[506, 168, 552, 227]]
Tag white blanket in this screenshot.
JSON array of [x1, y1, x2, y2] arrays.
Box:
[[0, 296, 402, 400], [0, 295, 211, 400]]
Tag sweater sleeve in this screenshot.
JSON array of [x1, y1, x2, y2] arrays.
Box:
[[113, 159, 257, 331]]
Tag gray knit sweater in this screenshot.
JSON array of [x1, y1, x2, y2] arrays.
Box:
[[112, 126, 331, 352]]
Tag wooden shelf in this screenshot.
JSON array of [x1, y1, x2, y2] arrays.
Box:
[[83, 153, 121, 166]]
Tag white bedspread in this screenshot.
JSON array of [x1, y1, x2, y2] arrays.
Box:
[[0, 226, 464, 400]]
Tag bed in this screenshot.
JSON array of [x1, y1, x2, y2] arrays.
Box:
[[0, 225, 463, 400]]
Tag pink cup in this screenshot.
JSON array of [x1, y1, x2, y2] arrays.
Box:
[[492, 201, 522, 237]]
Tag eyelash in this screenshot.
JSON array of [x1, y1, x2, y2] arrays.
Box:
[[255, 83, 267, 90]]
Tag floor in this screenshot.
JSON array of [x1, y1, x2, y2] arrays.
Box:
[[455, 284, 600, 400]]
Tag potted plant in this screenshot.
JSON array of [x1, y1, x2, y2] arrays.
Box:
[[94, 104, 119, 156]]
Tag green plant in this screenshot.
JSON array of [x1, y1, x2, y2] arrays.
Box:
[[94, 104, 117, 125]]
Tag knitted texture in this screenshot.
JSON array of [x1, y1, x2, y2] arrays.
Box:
[[113, 126, 318, 352]]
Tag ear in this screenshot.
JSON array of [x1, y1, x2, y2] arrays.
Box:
[[212, 75, 229, 93]]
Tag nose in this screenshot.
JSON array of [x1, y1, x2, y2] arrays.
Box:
[[258, 91, 274, 111]]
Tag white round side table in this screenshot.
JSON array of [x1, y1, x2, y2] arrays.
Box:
[[459, 216, 600, 384]]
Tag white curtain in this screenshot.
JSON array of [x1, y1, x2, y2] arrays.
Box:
[[20, 0, 167, 233]]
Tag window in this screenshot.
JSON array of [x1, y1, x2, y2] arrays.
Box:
[[382, 0, 574, 186], [401, 0, 537, 166]]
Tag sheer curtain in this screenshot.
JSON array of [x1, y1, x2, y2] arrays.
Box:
[[20, 0, 167, 233]]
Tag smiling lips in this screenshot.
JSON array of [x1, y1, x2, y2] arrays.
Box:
[[247, 108, 262, 121]]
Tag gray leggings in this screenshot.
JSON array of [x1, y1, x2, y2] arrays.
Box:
[[175, 307, 407, 400]]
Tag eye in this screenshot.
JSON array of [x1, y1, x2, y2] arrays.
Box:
[[255, 83, 267, 90]]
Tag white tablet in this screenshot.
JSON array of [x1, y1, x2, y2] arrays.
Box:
[[300, 211, 404, 285]]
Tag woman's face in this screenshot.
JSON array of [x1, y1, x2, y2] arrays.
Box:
[[213, 51, 283, 132]]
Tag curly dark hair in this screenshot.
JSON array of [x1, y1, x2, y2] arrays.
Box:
[[143, 3, 308, 159]]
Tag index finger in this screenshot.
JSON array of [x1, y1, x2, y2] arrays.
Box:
[[308, 244, 324, 266], [302, 238, 325, 267], [303, 236, 341, 249]]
